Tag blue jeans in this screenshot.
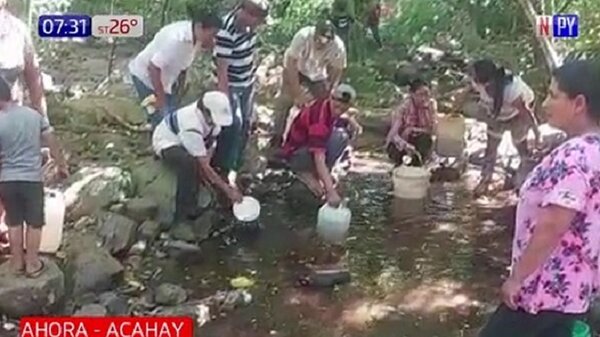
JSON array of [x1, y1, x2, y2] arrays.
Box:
[[214, 85, 255, 172], [131, 75, 177, 128]]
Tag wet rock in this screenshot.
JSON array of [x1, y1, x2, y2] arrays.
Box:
[[156, 290, 251, 324], [99, 292, 129, 315], [170, 223, 196, 242], [192, 210, 219, 241], [64, 166, 131, 221], [154, 283, 187, 306], [74, 304, 107, 316], [130, 158, 176, 225], [138, 220, 161, 241], [286, 180, 321, 210], [65, 234, 124, 295], [124, 197, 158, 223], [97, 212, 139, 255], [0, 258, 65, 317]]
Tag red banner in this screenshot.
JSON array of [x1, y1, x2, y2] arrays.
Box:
[[19, 317, 194, 337]]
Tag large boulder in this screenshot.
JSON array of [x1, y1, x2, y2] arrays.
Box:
[[64, 234, 124, 295], [124, 197, 158, 223], [64, 166, 132, 221], [97, 212, 139, 255], [0, 258, 65, 317], [130, 158, 176, 225]]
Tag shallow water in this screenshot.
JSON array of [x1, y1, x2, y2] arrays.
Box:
[[152, 158, 516, 337]]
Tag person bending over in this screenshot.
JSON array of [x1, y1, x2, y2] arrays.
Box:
[[281, 84, 357, 207], [152, 91, 243, 225]]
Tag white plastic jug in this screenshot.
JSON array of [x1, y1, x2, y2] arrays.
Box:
[[436, 113, 466, 157], [37, 189, 65, 253], [316, 202, 351, 244], [392, 165, 431, 199]]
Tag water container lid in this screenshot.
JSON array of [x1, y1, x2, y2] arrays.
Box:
[[572, 321, 590, 337]]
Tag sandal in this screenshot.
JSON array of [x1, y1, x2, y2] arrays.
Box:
[[25, 260, 45, 279]]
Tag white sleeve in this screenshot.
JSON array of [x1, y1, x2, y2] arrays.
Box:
[[287, 27, 310, 59], [150, 40, 184, 69], [329, 39, 347, 69]]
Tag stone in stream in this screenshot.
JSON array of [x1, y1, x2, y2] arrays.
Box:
[[74, 304, 107, 317], [154, 283, 187, 306], [124, 197, 158, 223], [192, 210, 219, 241], [65, 234, 124, 295], [64, 166, 131, 221], [99, 292, 130, 315], [138, 220, 161, 241], [0, 258, 65, 317], [130, 158, 176, 226], [97, 212, 139, 255], [170, 223, 196, 242]]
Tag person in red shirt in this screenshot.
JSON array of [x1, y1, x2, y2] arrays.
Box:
[[281, 84, 356, 207]]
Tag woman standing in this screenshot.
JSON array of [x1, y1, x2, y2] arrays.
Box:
[[478, 60, 600, 337], [385, 79, 437, 166], [464, 59, 540, 196]]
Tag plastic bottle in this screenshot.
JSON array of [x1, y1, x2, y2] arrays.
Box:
[[38, 189, 66, 253]]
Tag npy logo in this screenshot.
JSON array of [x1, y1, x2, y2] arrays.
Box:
[[535, 14, 579, 38]]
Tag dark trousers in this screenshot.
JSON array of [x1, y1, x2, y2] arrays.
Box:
[[367, 23, 382, 48], [214, 85, 254, 172], [387, 132, 433, 167], [161, 146, 199, 222], [478, 304, 584, 337]]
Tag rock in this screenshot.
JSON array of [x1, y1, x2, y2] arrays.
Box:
[[65, 234, 124, 295], [124, 198, 158, 223], [74, 304, 107, 316], [138, 220, 161, 241], [192, 210, 219, 241], [170, 223, 196, 242], [130, 158, 176, 225], [64, 166, 132, 220], [286, 180, 321, 210], [97, 212, 139, 255], [0, 258, 65, 317], [154, 283, 187, 306], [99, 292, 129, 315]]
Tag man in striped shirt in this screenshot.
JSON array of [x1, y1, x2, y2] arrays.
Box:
[[213, 0, 269, 178]]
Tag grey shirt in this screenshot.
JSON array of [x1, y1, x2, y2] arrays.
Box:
[[0, 104, 50, 182]]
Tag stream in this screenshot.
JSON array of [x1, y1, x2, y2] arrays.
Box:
[[145, 154, 516, 337]]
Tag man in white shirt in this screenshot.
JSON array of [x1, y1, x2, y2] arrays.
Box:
[[152, 91, 243, 224], [129, 8, 222, 128], [270, 20, 347, 147]]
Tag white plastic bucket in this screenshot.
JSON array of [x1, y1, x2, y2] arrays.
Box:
[[392, 166, 431, 199], [436, 114, 466, 157]]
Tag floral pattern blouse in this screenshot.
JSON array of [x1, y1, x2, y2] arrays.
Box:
[[513, 134, 600, 314]]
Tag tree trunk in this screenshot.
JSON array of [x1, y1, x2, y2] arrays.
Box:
[[516, 0, 562, 69]]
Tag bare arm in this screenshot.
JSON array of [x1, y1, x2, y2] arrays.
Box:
[[313, 151, 336, 193], [216, 58, 230, 95], [147, 62, 167, 105], [23, 52, 46, 116], [41, 131, 67, 169], [513, 97, 540, 140], [510, 205, 574, 283], [327, 65, 343, 92], [197, 156, 241, 202], [284, 56, 302, 100]]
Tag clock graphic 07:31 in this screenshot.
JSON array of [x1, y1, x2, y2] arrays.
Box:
[[38, 14, 92, 38]]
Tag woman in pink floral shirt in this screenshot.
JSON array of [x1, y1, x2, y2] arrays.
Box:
[[479, 61, 600, 336]]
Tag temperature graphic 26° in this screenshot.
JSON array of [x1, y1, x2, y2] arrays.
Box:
[[92, 15, 143, 38]]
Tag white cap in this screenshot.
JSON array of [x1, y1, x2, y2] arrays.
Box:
[[332, 83, 356, 103], [202, 91, 232, 127]]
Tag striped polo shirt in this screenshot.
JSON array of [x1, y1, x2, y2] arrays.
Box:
[[213, 9, 258, 88]]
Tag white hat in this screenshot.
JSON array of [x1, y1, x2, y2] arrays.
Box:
[[202, 91, 232, 127]]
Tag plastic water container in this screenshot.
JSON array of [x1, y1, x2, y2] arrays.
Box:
[[316, 202, 351, 244], [571, 320, 591, 337], [436, 113, 466, 157], [36, 189, 66, 253], [392, 164, 431, 199]]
